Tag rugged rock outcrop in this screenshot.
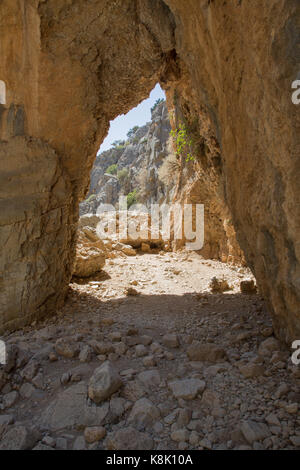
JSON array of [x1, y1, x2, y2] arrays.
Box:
[[0, 137, 75, 332], [0, 0, 299, 342], [73, 227, 106, 278], [80, 101, 243, 262], [80, 101, 175, 214]]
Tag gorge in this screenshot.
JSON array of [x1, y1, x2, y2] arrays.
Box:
[[0, 0, 299, 452]]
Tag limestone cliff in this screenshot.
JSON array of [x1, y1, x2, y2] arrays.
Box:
[[79, 101, 175, 214]]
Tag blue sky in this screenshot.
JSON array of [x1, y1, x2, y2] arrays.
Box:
[[99, 83, 166, 153]]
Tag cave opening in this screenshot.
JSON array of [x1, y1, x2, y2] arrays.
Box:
[[72, 78, 261, 332]]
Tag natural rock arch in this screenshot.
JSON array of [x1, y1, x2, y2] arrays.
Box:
[[0, 0, 299, 343]]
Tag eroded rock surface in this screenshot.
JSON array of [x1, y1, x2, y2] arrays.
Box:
[[0, 251, 299, 450], [74, 227, 106, 278], [0, 1, 299, 343], [79, 101, 175, 213]]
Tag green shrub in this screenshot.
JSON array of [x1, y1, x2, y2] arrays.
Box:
[[117, 168, 129, 184], [112, 140, 124, 147], [132, 136, 140, 145], [151, 98, 164, 113], [127, 126, 139, 139], [86, 194, 96, 203], [112, 140, 125, 150], [105, 164, 118, 175], [170, 123, 194, 162], [126, 189, 138, 208]]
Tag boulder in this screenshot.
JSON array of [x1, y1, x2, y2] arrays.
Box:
[[55, 338, 80, 359], [240, 420, 271, 444], [162, 334, 180, 348], [238, 362, 265, 378], [0, 426, 40, 450], [88, 361, 123, 404], [168, 378, 206, 400], [187, 342, 226, 362], [41, 382, 109, 431], [258, 337, 280, 357], [105, 427, 153, 450], [209, 277, 231, 293], [128, 398, 160, 427], [84, 426, 106, 443], [73, 226, 106, 277], [240, 279, 257, 294], [138, 370, 161, 387]]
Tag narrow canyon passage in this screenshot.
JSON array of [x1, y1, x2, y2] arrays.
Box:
[[1, 0, 299, 343], [0, 251, 299, 450], [0, 0, 299, 454]]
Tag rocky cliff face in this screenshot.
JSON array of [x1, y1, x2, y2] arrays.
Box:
[[79, 101, 175, 214], [80, 100, 243, 264], [0, 0, 299, 343]]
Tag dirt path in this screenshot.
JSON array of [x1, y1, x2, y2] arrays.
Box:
[[0, 252, 299, 450]]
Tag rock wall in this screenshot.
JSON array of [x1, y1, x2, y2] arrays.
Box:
[[163, 0, 300, 342], [165, 91, 245, 264], [0, 0, 299, 342], [0, 137, 75, 333]]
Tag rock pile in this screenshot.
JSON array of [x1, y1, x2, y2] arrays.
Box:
[[0, 251, 299, 451], [73, 212, 167, 277]]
